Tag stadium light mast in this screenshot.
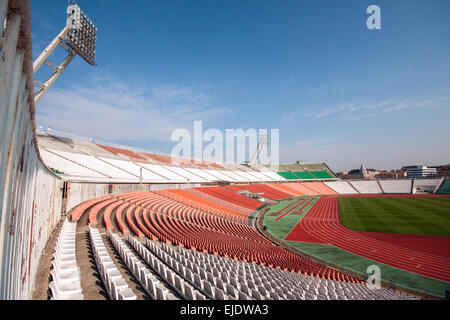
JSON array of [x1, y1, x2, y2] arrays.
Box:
[[33, 2, 98, 104], [250, 133, 268, 164]]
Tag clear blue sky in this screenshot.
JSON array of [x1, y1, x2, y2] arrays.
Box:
[[31, 0, 450, 171]]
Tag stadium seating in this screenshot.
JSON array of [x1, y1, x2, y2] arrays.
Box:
[[436, 178, 450, 195], [49, 219, 84, 300], [260, 171, 286, 181], [229, 184, 292, 200], [194, 187, 263, 210], [412, 178, 442, 193], [40, 149, 107, 178], [379, 179, 412, 194], [348, 180, 383, 194], [310, 171, 333, 179], [277, 172, 298, 180], [71, 196, 113, 221], [97, 145, 148, 161], [109, 231, 180, 300], [75, 191, 364, 283], [59, 187, 425, 300], [280, 183, 318, 196], [267, 184, 305, 197], [294, 172, 316, 179], [138, 235, 418, 300], [303, 182, 338, 195], [44, 149, 139, 180], [155, 189, 249, 224], [324, 181, 359, 194], [88, 226, 137, 300], [136, 163, 188, 181]]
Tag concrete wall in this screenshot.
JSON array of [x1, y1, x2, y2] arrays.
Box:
[[0, 0, 64, 299]]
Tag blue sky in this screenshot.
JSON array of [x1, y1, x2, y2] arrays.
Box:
[[31, 0, 450, 171]]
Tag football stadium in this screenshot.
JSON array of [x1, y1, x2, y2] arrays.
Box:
[[0, 0, 449, 305]]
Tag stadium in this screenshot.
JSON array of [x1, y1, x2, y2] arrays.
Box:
[[0, 0, 449, 304]]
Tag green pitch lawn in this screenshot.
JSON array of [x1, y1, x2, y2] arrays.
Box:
[[338, 197, 450, 236]]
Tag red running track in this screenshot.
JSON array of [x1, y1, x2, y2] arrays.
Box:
[[284, 196, 450, 282]]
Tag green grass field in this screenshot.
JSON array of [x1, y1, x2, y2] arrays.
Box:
[[338, 197, 450, 236]]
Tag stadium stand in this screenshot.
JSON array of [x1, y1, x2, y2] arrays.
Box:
[[294, 172, 316, 179], [273, 162, 337, 179], [49, 149, 146, 180], [324, 181, 359, 194], [147, 239, 418, 300], [277, 172, 299, 180], [193, 187, 263, 210], [310, 171, 333, 179], [379, 179, 412, 194], [97, 145, 148, 161], [187, 189, 256, 216], [74, 191, 363, 284], [155, 189, 251, 225], [40, 149, 107, 179], [88, 226, 137, 300], [228, 184, 292, 201], [161, 166, 208, 182], [303, 182, 338, 195], [89, 226, 420, 300], [137, 163, 188, 181], [348, 180, 383, 194], [436, 178, 450, 195], [268, 184, 305, 197], [412, 178, 443, 194], [282, 183, 319, 196], [49, 219, 84, 300], [108, 231, 181, 300]]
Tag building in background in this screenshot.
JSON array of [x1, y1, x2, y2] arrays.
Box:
[[404, 166, 438, 178]]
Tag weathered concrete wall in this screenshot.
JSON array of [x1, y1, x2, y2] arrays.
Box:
[[0, 0, 64, 299]]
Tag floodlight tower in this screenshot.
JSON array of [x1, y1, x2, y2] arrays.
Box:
[[250, 132, 268, 164], [33, 2, 98, 104]]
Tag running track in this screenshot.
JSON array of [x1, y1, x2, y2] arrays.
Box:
[[284, 196, 450, 282]]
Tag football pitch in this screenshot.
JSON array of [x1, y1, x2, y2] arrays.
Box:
[[338, 196, 450, 236]]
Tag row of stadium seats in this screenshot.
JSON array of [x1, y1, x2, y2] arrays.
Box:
[[193, 186, 264, 210], [227, 184, 292, 200], [88, 226, 137, 300], [378, 179, 412, 194], [348, 180, 383, 194], [324, 181, 359, 194], [277, 171, 333, 180], [155, 189, 250, 224], [436, 178, 450, 195], [49, 219, 84, 300], [108, 230, 181, 300], [39, 147, 284, 183]]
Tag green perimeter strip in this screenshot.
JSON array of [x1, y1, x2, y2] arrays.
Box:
[[286, 241, 450, 299], [247, 204, 269, 226], [263, 196, 320, 240]]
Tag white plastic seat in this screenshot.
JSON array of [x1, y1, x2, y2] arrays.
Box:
[[49, 278, 82, 295], [111, 278, 129, 300], [118, 287, 137, 300], [49, 282, 84, 300], [50, 268, 80, 284], [51, 258, 79, 272]]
